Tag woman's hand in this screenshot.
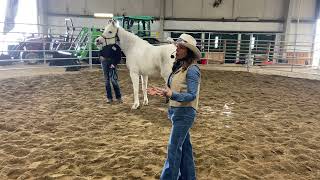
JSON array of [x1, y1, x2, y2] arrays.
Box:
[[147, 87, 165, 96], [163, 86, 173, 98], [147, 86, 173, 98]]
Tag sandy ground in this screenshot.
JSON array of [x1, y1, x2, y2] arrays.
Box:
[[0, 68, 320, 179], [200, 64, 320, 81], [0, 64, 83, 80]]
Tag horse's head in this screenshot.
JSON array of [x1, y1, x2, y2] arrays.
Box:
[[95, 19, 119, 47]]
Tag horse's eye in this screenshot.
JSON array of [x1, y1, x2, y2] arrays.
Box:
[[108, 31, 112, 34]]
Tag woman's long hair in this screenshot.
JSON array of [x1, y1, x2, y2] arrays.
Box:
[[181, 49, 199, 71]]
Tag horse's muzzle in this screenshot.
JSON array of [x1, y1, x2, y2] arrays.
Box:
[[95, 38, 102, 45], [96, 37, 107, 47]]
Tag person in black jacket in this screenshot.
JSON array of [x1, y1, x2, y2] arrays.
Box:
[[99, 44, 123, 104]]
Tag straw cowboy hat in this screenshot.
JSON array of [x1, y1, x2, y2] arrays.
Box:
[[175, 34, 201, 58]]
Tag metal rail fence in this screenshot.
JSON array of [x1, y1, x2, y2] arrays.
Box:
[[0, 21, 319, 77]]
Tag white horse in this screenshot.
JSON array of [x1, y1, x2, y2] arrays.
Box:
[[96, 20, 176, 109]]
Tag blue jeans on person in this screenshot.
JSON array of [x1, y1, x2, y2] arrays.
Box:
[[161, 107, 197, 180], [101, 58, 121, 101]]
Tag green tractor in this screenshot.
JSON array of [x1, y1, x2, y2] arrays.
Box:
[[74, 27, 102, 64], [114, 16, 160, 45]]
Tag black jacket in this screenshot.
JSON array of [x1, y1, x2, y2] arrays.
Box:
[[99, 44, 122, 65]]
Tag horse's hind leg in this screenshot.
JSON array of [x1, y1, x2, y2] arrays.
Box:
[[141, 75, 148, 106], [130, 72, 140, 109]]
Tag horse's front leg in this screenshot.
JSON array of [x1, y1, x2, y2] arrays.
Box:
[[130, 72, 140, 109], [141, 75, 148, 106], [161, 69, 171, 85]]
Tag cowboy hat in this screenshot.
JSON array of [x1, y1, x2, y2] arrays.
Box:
[[174, 34, 201, 58]]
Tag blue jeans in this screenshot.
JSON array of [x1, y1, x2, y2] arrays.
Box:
[[161, 107, 196, 180], [101, 58, 121, 100]]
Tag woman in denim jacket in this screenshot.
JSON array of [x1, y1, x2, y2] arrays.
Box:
[[148, 33, 201, 180]]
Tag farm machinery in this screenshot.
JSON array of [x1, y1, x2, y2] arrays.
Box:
[[7, 16, 159, 71]]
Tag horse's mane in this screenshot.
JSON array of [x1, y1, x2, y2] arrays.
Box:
[[118, 26, 151, 46]]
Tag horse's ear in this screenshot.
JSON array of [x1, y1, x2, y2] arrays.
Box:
[[111, 20, 115, 26]]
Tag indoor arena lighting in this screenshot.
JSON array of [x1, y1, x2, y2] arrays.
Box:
[[94, 13, 113, 18]]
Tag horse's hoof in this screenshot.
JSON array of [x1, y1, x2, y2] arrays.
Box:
[[131, 104, 140, 109], [143, 100, 149, 106]]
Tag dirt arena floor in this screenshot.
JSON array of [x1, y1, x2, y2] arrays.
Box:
[[0, 68, 320, 179]]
